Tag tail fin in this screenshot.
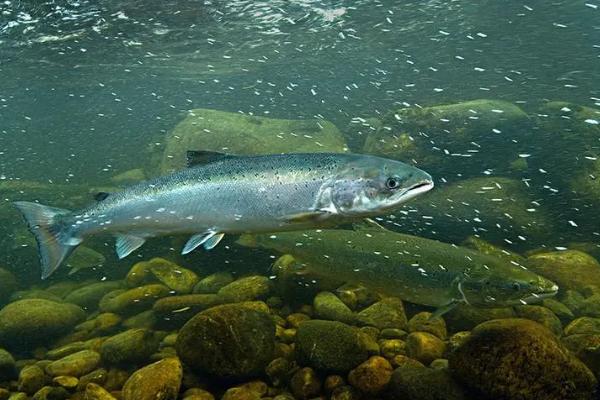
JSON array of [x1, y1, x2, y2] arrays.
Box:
[[13, 201, 80, 279]]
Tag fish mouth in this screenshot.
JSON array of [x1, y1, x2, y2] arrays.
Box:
[[519, 283, 559, 304], [398, 179, 434, 202]]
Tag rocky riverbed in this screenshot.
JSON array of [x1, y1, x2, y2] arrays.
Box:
[[0, 249, 599, 400]]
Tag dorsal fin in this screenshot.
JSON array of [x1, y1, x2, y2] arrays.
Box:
[[186, 150, 233, 167], [94, 192, 111, 201]]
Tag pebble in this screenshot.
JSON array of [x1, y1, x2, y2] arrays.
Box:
[[405, 332, 446, 365], [100, 328, 159, 365], [347, 356, 393, 394], [18, 365, 47, 394], [290, 367, 321, 400], [313, 291, 356, 324], [122, 357, 182, 400], [193, 272, 234, 294]]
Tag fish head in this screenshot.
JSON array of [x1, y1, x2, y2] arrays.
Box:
[[323, 155, 434, 216], [458, 264, 559, 307]]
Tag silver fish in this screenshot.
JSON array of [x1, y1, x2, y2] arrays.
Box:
[[14, 151, 433, 279]]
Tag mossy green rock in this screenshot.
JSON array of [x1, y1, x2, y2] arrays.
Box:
[[100, 329, 159, 365], [389, 364, 467, 400], [99, 284, 170, 315], [31, 386, 70, 400], [0, 348, 16, 380], [444, 304, 515, 332], [313, 291, 356, 324], [64, 281, 124, 309], [193, 272, 234, 294], [10, 289, 63, 303], [122, 357, 182, 400], [0, 299, 85, 348], [565, 317, 600, 336], [74, 313, 122, 338], [45, 350, 101, 377], [85, 382, 118, 400], [152, 294, 222, 323], [449, 318, 596, 400], [514, 305, 563, 336], [146, 258, 199, 294], [295, 320, 370, 373], [161, 109, 347, 173], [357, 297, 407, 330], [407, 312, 446, 340], [527, 250, 600, 293], [18, 365, 47, 394], [405, 332, 446, 365], [176, 303, 275, 378], [217, 275, 273, 303], [122, 310, 157, 329]]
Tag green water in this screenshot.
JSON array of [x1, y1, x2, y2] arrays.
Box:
[[1, 1, 599, 399]]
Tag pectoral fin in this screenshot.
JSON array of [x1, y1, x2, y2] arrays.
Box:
[[182, 230, 224, 254], [115, 234, 146, 259], [429, 300, 461, 319]]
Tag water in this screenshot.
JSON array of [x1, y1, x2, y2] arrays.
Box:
[[0, 0, 599, 399]]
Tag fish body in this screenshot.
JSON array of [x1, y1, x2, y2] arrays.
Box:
[[14, 151, 433, 278], [238, 225, 558, 310]]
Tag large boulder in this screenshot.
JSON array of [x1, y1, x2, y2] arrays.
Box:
[[176, 303, 275, 379], [161, 108, 348, 173], [0, 299, 85, 348], [449, 318, 596, 400]]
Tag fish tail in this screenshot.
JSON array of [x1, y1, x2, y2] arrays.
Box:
[[13, 201, 81, 279]]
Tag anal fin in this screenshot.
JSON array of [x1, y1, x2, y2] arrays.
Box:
[[182, 230, 224, 254], [115, 234, 146, 259]]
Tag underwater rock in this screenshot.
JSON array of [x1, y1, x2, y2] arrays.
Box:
[[45, 350, 101, 378], [444, 304, 515, 332], [64, 281, 124, 310], [220, 386, 261, 400], [388, 364, 467, 400], [363, 99, 530, 176], [46, 341, 91, 360], [176, 303, 275, 379], [74, 313, 122, 338], [562, 333, 600, 378], [405, 332, 446, 366], [192, 271, 234, 294], [99, 284, 170, 315], [182, 388, 215, 400], [100, 329, 159, 365], [52, 375, 78, 389], [564, 317, 600, 336], [0, 268, 17, 305], [295, 320, 370, 373], [405, 176, 554, 244], [0, 299, 85, 348], [76, 368, 107, 391], [122, 357, 182, 400], [110, 168, 146, 184], [561, 289, 586, 314], [265, 357, 292, 387], [514, 305, 563, 336], [18, 365, 48, 394], [527, 250, 600, 293], [290, 367, 321, 400], [0, 348, 16, 381], [379, 339, 406, 359], [313, 291, 356, 324], [122, 310, 157, 330], [84, 382, 117, 400], [348, 356, 392, 395], [449, 318, 596, 400], [152, 294, 222, 323], [31, 386, 70, 400], [356, 297, 407, 330], [146, 257, 199, 294], [161, 108, 348, 173], [542, 298, 575, 324], [217, 275, 273, 303], [9, 290, 63, 303], [406, 312, 446, 340], [125, 261, 152, 287], [577, 294, 600, 318]]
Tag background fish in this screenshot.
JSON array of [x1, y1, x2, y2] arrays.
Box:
[[238, 224, 558, 314], [13, 151, 433, 279]]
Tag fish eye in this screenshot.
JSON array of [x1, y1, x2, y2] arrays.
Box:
[[512, 282, 521, 291], [386, 177, 400, 189]]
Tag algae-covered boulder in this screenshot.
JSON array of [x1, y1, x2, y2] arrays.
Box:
[[313, 291, 356, 324], [449, 318, 596, 400], [146, 257, 199, 294], [444, 304, 516, 332], [388, 364, 467, 400], [527, 250, 600, 293], [363, 99, 530, 175], [348, 356, 393, 395], [99, 284, 170, 315], [405, 177, 554, 244], [161, 108, 348, 173], [295, 320, 370, 373], [0, 299, 85, 348], [217, 275, 273, 303], [152, 294, 221, 323], [0, 348, 16, 381], [64, 281, 124, 309], [0, 268, 17, 305], [100, 329, 159, 365], [45, 350, 101, 377], [193, 271, 234, 294], [176, 303, 275, 379], [356, 297, 407, 330], [122, 357, 182, 400]]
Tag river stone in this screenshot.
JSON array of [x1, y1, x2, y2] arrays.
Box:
[[389, 364, 467, 400], [405, 332, 446, 365], [176, 303, 275, 378], [565, 317, 600, 336], [84, 382, 117, 400], [193, 272, 234, 294], [99, 284, 170, 315], [290, 367, 321, 400], [74, 313, 122, 338], [449, 318, 596, 400], [295, 320, 370, 373], [31, 386, 69, 400], [125, 261, 152, 287], [0, 348, 16, 380], [347, 356, 392, 395], [10, 290, 63, 303], [217, 275, 273, 303], [100, 329, 159, 365], [122, 357, 182, 400], [0, 299, 85, 348], [64, 281, 124, 309], [45, 350, 101, 377], [152, 294, 221, 322], [313, 291, 356, 324], [407, 312, 446, 340], [527, 250, 600, 293], [52, 375, 78, 389], [146, 257, 199, 294], [161, 108, 348, 173], [514, 305, 563, 336], [357, 297, 406, 330], [122, 310, 157, 329], [18, 365, 47, 394], [444, 304, 515, 332]]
